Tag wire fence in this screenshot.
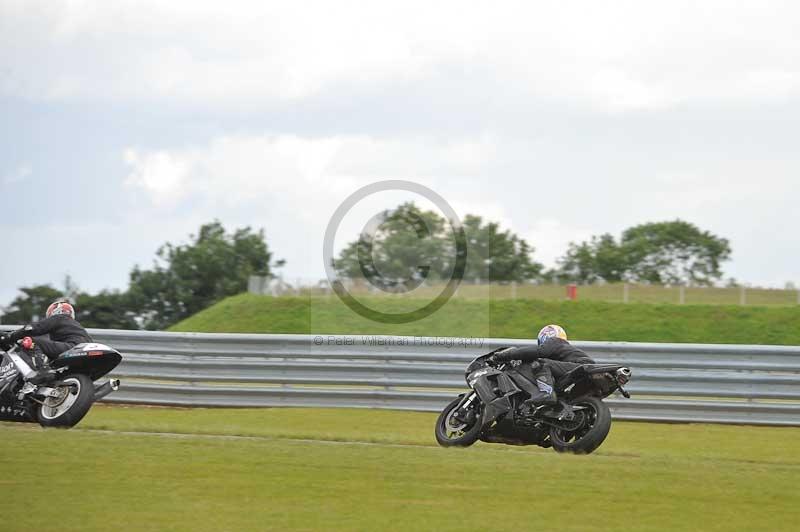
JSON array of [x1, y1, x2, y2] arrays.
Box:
[[249, 277, 800, 306]]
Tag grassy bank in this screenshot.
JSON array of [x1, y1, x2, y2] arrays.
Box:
[[170, 293, 800, 345]]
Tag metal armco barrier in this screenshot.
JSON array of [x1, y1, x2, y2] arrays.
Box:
[[4, 327, 800, 425]]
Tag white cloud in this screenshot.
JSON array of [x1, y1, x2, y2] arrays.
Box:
[[2, 163, 32, 185], [525, 219, 595, 269], [121, 133, 509, 277], [120, 129, 800, 283], [448, 201, 513, 230], [123, 149, 189, 205], [3, 1, 800, 110], [123, 134, 502, 207], [3, 0, 800, 298]]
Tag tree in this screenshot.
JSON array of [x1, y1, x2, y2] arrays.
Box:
[[334, 203, 544, 287], [556, 234, 625, 284], [334, 203, 452, 291], [128, 221, 283, 329], [1, 285, 63, 324], [621, 220, 731, 285], [1, 283, 137, 329], [555, 220, 731, 286], [462, 215, 543, 282], [75, 291, 139, 330]]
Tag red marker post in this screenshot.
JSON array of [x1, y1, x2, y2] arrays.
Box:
[[566, 284, 578, 301]]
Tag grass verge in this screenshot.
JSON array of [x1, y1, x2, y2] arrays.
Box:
[[1, 405, 798, 532]]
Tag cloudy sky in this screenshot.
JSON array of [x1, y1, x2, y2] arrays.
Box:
[[1, 0, 799, 305]]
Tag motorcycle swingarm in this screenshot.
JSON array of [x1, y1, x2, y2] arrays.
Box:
[[519, 401, 583, 424], [33, 386, 63, 398], [17, 384, 64, 400]]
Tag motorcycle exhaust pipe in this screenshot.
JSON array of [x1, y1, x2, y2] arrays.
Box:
[[94, 379, 121, 401]]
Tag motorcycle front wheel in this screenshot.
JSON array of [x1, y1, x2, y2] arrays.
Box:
[[549, 396, 611, 454], [435, 396, 483, 447], [37, 374, 95, 428]]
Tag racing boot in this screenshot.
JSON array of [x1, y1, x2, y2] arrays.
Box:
[[522, 374, 557, 410]]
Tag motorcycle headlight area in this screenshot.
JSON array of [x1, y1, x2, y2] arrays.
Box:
[[467, 367, 492, 386]]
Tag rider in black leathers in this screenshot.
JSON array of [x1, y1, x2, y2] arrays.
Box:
[[0, 299, 92, 383], [5, 313, 92, 360], [491, 325, 594, 408]]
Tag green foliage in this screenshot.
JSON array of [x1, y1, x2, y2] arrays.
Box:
[[557, 220, 731, 286], [75, 290, 138, 329], [1, 284, 63, 324], [556, 233, 625, 284], [2, 221, 281, 330], [334, 202, 543, 285], [128, 221, 282, 329], [621, 220, 731, 285], [171, 293, 800, 345], [462, 214, 543, 282], [2, 286, 138, 330], [334, 203, 453, 290]]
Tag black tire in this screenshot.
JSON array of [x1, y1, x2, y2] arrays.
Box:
[[435, 396, 483, 447], [549, 396, 611, 454], [37, 374, 95, 428]]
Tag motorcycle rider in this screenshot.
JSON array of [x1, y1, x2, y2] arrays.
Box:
[[490, 324, 595, 409], [0, 299, 92, 383]]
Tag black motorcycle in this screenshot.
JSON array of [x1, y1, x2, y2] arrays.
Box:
[[435, 348, 632, 454], [0, 339, 122, 428]]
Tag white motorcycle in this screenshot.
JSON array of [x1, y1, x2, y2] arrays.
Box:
[[0, 337, 121, 428]]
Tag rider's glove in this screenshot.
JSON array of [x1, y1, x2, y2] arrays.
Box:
[[7, 328, 25, 343]]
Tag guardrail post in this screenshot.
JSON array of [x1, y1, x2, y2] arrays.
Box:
[[383, 348, 392, 395]]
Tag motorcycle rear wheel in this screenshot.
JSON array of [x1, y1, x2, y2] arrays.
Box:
[[37, 374, 95, 428], [435, 396, 482, 447], [549, 396, 611, 454]]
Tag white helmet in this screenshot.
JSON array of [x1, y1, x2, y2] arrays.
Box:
[[537, 324, 567, 345], [46, 299, 76, 320]]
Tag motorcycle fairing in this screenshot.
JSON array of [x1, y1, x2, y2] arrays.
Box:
[[0, 353, 35, 422], [0, 352, 19, 383], [50, 343, 122, 381], [555, 364, 627, 399], [471, 371, 524, 430], [0, 352, 21, 396], [481, 417, 547, 446]]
